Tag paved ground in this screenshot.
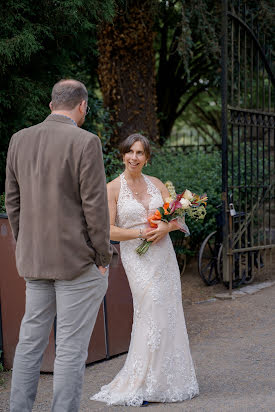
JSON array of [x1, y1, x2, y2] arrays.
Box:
[[0, 283, 274, 412]]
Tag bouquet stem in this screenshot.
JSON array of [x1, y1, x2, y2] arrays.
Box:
[[136, 240, 152, 255]]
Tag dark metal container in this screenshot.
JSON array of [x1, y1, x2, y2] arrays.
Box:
[[0, 217, 133, 371]]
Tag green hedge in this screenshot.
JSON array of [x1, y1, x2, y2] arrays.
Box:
[[0, 193, 5, 214]]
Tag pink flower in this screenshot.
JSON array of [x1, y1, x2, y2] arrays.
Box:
[[170, 200, 183, 213]]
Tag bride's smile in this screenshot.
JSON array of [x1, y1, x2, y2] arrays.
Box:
[[123, 141, 147, 174]]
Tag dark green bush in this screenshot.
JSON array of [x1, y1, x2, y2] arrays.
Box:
[[0, 193, 5, 214], [84, 98, 123, 183]]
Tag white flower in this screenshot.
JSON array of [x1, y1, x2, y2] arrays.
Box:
[[180, 198, 191, 209], [165, 196, 173, 204], [165, 181, 177, 200], [183, 189, 193, 201]]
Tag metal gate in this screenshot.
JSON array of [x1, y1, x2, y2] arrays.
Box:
[[221, 0, 275, 292]]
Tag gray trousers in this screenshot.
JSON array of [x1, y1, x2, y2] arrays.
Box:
[[10, 264, 108, 412]]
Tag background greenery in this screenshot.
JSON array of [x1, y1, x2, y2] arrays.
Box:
[[0, 0, 117, 192], [0, 194, 5, 214]]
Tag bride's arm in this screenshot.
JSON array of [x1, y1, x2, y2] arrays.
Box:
[[108, 180, 149, 241]]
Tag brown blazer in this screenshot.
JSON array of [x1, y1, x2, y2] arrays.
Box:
[[5, 114, 113, 280]]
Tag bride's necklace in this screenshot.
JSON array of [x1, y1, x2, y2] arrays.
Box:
[[124, 173, 143, 196], [132, 187, 140, 196]]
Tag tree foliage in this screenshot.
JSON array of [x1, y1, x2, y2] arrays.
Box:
[[155, 0, 221, 143], [0, 0, 116, 192]]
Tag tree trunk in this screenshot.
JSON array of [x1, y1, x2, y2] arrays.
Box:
[[98, 2, 159, 146]]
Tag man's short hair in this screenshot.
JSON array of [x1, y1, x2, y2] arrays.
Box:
[[51, 79, 88, 110]]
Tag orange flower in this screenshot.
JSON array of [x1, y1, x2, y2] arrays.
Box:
[[163, 203, 170, 215], [147, 216, 158, 228], [147, 209, 162, 228], [154, 210, 162, 219]]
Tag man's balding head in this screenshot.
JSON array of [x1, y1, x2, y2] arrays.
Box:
[[51, 79, 88, 111]]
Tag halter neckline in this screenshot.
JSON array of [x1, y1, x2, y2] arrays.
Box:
[[121, 172, 152, 213]]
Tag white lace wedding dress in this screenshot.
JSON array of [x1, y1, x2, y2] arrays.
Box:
[[91, 173, 199, 406]]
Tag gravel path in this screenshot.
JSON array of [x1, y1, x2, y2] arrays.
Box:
[[0, 284, 274, 412]]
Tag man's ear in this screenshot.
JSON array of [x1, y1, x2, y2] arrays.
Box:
[[49, 101, 53, 111], [79, 100, 86, 114]]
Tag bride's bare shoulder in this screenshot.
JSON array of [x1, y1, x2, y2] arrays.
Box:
[[145, 175, 165, 190], [107, 175, 121, 188], [107, 176, 121, 197]]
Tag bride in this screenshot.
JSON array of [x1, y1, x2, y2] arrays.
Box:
[[91, 134, 199, 407]]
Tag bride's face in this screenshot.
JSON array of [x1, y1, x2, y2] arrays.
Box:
[[123, 141, 147, 173]]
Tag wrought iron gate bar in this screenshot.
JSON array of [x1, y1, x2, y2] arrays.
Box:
[[243, 4, 247, 108], [230, 121, 274, 127], [221, 0, 230, 288], [227, 12, 275, 87], [228, 185, 273, 189], [228, 244, 275, 254], [228, 106, 275, 117]]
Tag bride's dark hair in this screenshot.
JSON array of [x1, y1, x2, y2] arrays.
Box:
[[119, 134, 151, 160]]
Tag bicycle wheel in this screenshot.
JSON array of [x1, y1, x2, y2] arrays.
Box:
[[198, 231, 220, 286], [217, 243, 223, 278]]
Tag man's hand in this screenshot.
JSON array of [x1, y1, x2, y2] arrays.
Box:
[[98, 266, 108, 275]]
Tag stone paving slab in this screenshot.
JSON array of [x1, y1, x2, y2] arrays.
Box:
[[215, 280, 275, 300], [0, 285, 274, 412]]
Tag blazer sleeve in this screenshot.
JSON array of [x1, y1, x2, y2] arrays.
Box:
[[79, 135, 113, 267], [5, 135, 20, 241]]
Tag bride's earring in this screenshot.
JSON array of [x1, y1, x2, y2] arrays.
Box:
[[145, 161, 148, 167]]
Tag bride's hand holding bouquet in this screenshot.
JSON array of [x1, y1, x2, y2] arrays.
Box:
[[146, 218, 180, 245], [136, 181, 208, 255]]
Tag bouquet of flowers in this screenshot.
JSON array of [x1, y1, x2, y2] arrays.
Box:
[[136, 181, 208, 255]]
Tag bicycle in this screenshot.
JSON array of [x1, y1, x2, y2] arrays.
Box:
[[198, 204, 264, 288]]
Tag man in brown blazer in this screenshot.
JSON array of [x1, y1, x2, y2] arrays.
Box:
[[5, 79, 113, 412]]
